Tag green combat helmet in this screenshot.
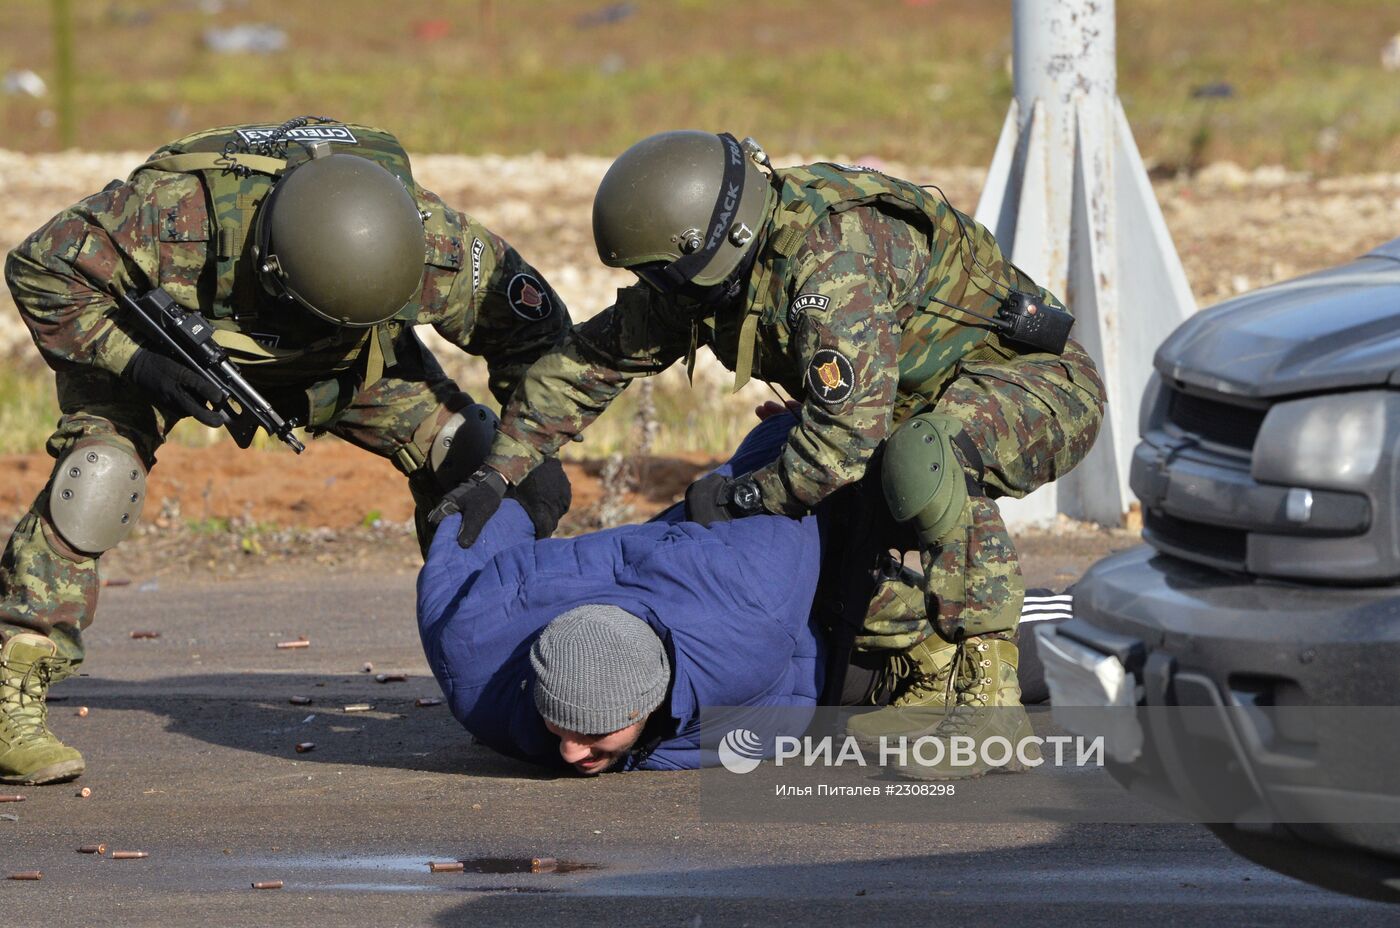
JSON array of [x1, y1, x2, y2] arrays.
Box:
[[592, 130, 772, 295], [254, 145, 426, 327], [0, 633, 83, 785]]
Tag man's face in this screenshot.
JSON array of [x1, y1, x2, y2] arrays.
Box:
[[543, 718, 647, 776]]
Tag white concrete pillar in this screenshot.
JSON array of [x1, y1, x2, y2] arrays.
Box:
[[976, 0, 1196, 527]]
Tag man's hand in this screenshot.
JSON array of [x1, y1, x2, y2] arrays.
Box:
[[753, 399, 802, 421], [123, 349, 227, 427], [684, 473, 763, 526], [855, 560, 935, 651], [509, 457, 572, 539], [428, 467, 509, 547]]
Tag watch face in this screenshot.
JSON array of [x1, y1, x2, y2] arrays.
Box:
[[732, 481, 762, 512]]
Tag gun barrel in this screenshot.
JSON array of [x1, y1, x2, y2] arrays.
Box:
[[217, 361, 306, 454]]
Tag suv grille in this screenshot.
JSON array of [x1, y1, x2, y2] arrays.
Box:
[[1143, 509, 1247, 571], [1166, 389, 1267, 452]]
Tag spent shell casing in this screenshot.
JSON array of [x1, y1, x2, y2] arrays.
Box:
[[130, 630, 160, 639], [276, 640, 310, 650], [531, 857, 558, 873], [76, 787, 92, 798], [288, 696, 313, 705], [0, 795, 25, 803], [7, 871, 42, 881], [428, 861, 465, 873], [76, 706, 89, 717], [415, 697, 443, 708], [343, 704, 373, 712], [110, 851, 149, 860], [376, 673, 406, 683], [78, 844, 107, 855], [362, 662, 374, 673], [294, 742, 315, 754], [251, 880, 284, 890]]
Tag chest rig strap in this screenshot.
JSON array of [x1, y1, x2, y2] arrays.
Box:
[[731, 223, 807, 394]]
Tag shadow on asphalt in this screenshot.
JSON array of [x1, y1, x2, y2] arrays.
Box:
[[74, 672, 566, 780], [411, 844, 1400, 926]]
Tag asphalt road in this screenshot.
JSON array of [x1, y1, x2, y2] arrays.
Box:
[[2, 570, 1395, 927]]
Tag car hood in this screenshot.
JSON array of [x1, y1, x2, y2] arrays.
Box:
[[1156, 237, 1400, 399]]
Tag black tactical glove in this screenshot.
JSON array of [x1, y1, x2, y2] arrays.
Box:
[[684, 473, 764, 526], [508, 457, 572, 539], [428, 467, 508, 548], [123, 349, 227, 427]]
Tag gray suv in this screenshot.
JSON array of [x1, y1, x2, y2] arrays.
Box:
[[1040, 237, 1400, 902]]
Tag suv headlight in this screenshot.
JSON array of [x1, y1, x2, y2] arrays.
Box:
[[1253, 392, 1388, 487]]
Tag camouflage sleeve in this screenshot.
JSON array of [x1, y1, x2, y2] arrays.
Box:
[[746, 248, 900, 515], [484, 284, 690, 483], [422, 202, 572, 407], [3, 178, 168, 376]]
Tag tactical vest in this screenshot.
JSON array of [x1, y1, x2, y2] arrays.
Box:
[[126, 121, 463, 398], [727, 163, 999, 393]]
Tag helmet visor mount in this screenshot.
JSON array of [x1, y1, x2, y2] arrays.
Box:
[[252, 153, 426, 328], [647, 132, 751, 294], [253, 171, 345, 318]]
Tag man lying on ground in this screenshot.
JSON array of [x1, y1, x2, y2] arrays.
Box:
[[417, 416, 1067, 775]]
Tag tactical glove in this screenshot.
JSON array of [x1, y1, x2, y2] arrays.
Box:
[[123, 349, 227, 427], [684, 473, 763, 526], [428, 467, 508, 548], [508, 457, 572, 539]]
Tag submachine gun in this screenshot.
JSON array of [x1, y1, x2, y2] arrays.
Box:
[[117, 287, 305, 453]]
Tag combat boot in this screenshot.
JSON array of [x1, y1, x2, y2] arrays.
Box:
[[845, 636, 959, 747], [893, 635, 1039, 780], [0, 633, 84, 785]]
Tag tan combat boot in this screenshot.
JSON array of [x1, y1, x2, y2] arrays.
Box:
[[845, 636, 959, 747], [0, 633, 85, 785], [892, 635, 1040, 780]]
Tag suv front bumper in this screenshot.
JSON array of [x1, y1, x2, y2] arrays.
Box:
[[1048, 545, 1400, 901]]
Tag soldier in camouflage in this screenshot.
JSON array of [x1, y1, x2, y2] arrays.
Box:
[[0, 118, 571, 785], [432, 130, 1105, 778]]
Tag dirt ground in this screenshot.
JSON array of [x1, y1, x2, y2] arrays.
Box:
[[0, 439, 1131, 589], [0, 441, 726, 580]]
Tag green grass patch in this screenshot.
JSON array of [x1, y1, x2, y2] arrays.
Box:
[[0, 361, 60, 455], [1, 0, 1396, 172]]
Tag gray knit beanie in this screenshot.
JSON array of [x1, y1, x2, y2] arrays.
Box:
[[530, 604, 671, 735]]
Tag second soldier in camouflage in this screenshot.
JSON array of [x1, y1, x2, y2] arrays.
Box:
[[436, 130, 1106, 777]]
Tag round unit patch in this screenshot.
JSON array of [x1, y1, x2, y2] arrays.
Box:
[[806, 348, 855, 405], [507, 273, 553, 322]]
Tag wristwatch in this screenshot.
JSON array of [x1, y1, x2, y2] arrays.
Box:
[[726, 477, 764, 515]]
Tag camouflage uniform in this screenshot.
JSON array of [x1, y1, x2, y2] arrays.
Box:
[[486, 163, 1105, 646], [1, 122, 570, 663]]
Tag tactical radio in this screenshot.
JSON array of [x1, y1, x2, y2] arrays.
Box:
[[992, 290, 1075, 355], [923, 183, 1074, 356]]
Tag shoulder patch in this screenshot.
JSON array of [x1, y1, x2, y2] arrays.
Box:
[[806, 348, 855, 405], [507, 272, 553, 322], [787, 292, 829, 329], [470, 237, 485, 291]]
